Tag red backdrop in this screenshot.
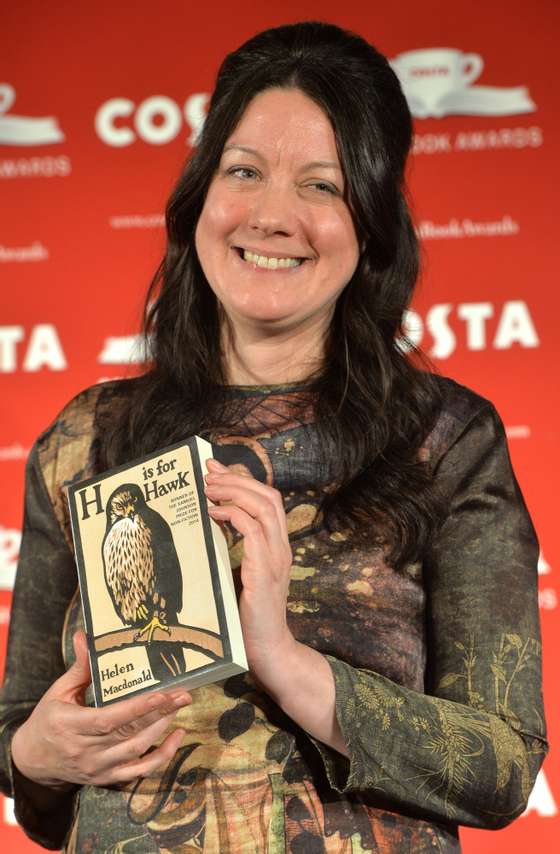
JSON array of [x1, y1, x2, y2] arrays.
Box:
[[1, 1, 558, 850]]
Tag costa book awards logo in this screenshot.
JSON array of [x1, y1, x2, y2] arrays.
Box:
[[0, 48, 537, 159], [0, 83, 70, 178]]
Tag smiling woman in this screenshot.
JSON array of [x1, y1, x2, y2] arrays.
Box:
[[194, 88, 360, 360], [0, 19, 547, 854]]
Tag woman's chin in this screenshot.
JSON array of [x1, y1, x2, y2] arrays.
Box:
[[225, 302, 299, 329]]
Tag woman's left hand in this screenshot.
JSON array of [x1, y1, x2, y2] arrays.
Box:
[[204, 457, 296, 681]]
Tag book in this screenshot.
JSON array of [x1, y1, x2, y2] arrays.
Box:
[[67, 437, 248, 706]]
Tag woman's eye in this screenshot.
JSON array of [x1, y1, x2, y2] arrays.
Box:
[[227, 166, 259, 180], [308, 181, 339, 196]]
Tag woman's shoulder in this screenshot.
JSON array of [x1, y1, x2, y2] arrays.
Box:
[[432, 373, 493, 422], [36, 376, 137, 449], [425, 373, 501, 466], [32, 377, 140, 509]]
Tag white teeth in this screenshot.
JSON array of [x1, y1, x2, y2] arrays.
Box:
[[242, 249, 303, 268]]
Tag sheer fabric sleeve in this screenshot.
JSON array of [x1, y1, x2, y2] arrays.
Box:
[[0, 442, 80, 850], [312, 404, 548, 829]]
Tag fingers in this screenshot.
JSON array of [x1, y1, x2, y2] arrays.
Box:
[[64, 715, 184, 786], [207, 495, 289, 566], [79, 688, 191, 739], [205, 462, 288, 546], [208, 504, 268, 548], [53, 631, 92, 701], [89, 709, 180, 777], [46, 691, 188, 786], [12, 658, 191, 788], [206, 459, 277, 498], [108, 727, 185, 785]]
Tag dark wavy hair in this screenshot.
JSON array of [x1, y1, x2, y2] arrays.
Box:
[[100, 20, 443, 568]]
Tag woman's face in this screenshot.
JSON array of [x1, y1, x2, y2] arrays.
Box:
[[195, 88, 360, 336]]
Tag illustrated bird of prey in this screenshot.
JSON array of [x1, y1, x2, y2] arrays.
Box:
[[102, 483, 186, 681]]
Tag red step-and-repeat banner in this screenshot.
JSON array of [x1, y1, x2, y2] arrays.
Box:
[[1, 1, 558, 850]]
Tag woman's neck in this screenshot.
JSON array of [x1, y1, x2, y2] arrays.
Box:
[[221, 317, 328, 386]]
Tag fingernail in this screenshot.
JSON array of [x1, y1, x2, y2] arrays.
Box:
[[168, 689, 190, 702], [208, 458, 228, 471]]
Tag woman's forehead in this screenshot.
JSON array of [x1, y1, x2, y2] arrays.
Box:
[[223, 88, 341, 167]]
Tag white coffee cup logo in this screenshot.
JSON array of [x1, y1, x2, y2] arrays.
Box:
[[390, 47, 535, 118], [391, 49, 483, 117], [0, 83, 64, 145]]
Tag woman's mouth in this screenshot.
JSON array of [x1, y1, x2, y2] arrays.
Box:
[[236, 247, 305, 269]]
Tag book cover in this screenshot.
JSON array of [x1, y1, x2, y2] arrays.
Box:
[[67, 437, 248, 706]]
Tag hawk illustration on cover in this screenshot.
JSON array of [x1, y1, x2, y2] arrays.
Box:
[[102, 482, 187, 680]]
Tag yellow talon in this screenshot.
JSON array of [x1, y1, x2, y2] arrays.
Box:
[[134, 614, 170, 643]]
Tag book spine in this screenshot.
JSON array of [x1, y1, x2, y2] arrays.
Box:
[[67, 486, 102, 706]]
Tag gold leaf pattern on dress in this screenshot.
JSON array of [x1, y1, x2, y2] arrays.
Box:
[[291, 565, 317, 581], [287, 601, 321, 614]]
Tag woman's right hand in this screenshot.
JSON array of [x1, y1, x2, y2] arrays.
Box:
[[11, 631, 191, 789]]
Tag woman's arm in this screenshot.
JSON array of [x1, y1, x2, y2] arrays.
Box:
[[0, 443, 83, 848], [204, 403, 548, 829], [0, 442, 190, 850]]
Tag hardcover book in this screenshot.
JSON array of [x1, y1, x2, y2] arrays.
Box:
[[67, 437, 247, 706]]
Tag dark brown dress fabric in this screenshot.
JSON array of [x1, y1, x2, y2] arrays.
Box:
[[0, 375, 548, 852]]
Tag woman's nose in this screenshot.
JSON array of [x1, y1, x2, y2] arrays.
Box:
[[247, 182, 299, 236]]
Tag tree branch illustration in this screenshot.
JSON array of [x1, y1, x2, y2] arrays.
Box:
[[94, 625, 224, 660]]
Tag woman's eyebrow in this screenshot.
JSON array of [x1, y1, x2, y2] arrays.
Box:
[[223, 145, 341, 172], [223, 144, 264, 160], [300, 161, 342, 172]]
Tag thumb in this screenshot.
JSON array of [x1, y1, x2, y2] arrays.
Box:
[[53, 630, 92, 703]]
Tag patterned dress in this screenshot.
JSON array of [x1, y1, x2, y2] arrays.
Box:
[[0, 376, 548, 853]]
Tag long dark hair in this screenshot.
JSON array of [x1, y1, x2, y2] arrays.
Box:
[[100, 21, 443, 568]]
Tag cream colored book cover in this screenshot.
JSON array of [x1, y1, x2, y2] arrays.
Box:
[[67, 437, 247, 706]]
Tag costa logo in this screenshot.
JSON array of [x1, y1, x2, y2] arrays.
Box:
[[538, 553, 551, 576], [95, 93, 209, 147], [0, 525, 20, 591], [0, 84, 64, 146], [402, 300, 539, 359], [523, 770, 558, 817], [0, 324, 67, 372], [537, 553, 557, 611], [97, 334, 145, 364], [390, 48, 535, 119], [96, 301, 538, 368]]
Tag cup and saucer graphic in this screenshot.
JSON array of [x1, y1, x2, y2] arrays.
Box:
[[390, 48, 535, 118], [0, 83, 65, 145]]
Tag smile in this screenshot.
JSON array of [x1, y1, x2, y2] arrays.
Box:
[[237, 248, 305, 269]]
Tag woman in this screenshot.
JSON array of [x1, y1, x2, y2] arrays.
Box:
[[0, 21, 547, 853]]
